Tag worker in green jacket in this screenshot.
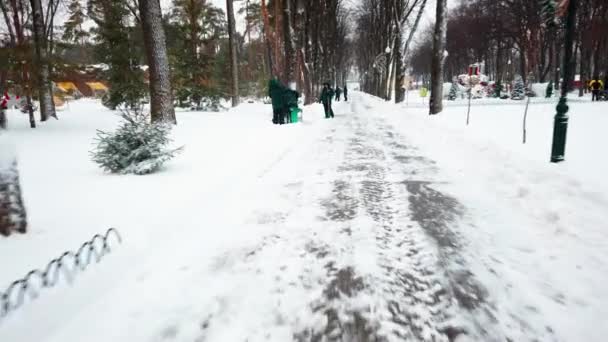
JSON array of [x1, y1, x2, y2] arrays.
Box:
[[269, 79, 286, 124], [319, 82, 335, 119]]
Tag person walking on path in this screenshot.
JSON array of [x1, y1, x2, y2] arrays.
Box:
[[335, 87, 342, 101], [320, 83, 335, 119], [590, 76, 604, 102], [343, 85, 348, 102]]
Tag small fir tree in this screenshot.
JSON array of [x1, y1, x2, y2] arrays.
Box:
[[0, 142, 27, 236], [448, 79, 458, 100], [91, 107, 183, 175], [511, 76, 526, 100]]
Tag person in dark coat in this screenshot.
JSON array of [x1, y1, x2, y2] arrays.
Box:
[[335, 87, 342, 101], [319, 83, 335, 119], [589, 76, 604, 102], [269, 79, 286, 124], [343, 85, 348, 102]]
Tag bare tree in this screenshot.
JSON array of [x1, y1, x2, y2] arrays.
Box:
[[429, 0, 447, 115], [139, 0, 176, 123], [1, 0, 37, 128]]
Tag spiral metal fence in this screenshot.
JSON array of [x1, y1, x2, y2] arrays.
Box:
[[0, 228, 122, 319]]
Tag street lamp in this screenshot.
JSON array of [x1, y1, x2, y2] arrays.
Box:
[[550, 0, 578, 163], [385, 46, 391, 54]]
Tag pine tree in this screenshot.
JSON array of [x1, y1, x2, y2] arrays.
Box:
[[63, 0, 88, 45], [91, 107, 183, 175], [546, 80, 554, 98], [0, 142, 27, 236], [168, 0, 226, 109], [511, 76, 526, 100], [89, 0, 146, 109], [448, 79, 458, 100]]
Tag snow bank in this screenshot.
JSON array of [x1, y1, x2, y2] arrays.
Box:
[[0, 135, 16, 170]]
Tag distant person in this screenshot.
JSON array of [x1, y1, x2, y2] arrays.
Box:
[[590, 76, 604, 102], [343, 85, 348, 102], [320, 82, 335, 119], [269, 78, 286, 124], [335, 87, 342, 101]]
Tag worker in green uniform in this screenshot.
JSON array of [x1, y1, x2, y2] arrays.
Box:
[[319, 82, 335, 119]]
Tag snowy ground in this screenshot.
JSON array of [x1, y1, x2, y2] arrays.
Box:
[[1, 93, 607, 341]]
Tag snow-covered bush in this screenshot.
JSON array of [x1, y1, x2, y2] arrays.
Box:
[[511, 76, 526, 100], [91, 107, 183, 175]]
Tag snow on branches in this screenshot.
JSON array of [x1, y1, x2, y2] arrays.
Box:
[[91, 107, 183, 175]]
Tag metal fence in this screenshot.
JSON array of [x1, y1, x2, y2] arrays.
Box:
[[0, 228, 122, 318]]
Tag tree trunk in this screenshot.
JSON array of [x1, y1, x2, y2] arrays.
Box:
[[139, 0, 176, 124], [283, 0, 296, 87], [30, 0, 56, 122], [394, 30, 404, 103], [226, 0, 239, 107], [261, 0, 276, 77], [519, 49, 527, 83], [578, 46, 586, 97], [296, 0, 313, 104], [554, 41, 561, 90], [429, 0, 447, 115]]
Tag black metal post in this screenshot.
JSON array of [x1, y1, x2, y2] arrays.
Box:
[[551, 0, 578, 163]]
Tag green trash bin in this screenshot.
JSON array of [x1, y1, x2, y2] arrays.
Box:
[[290, 107, 301, 123]]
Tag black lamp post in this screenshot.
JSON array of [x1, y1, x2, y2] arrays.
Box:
[[551, 0, 578, 163]]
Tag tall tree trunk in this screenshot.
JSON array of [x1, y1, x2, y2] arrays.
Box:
[[10, 0, 36, 128], [429, 0, 447, 115], [394, 30, 404, 103], [387, 55, 396, 101], [296, 0, 313, 104], [283, 0, 296, 87], [261, 0, 276, 77], [519, 49, 528, 83], [554, 40, 561, 90], [30, 0, 56, 122], [139, 0, 176, 123], [226, 0, 239, 107], [578, 46, 586, 97]]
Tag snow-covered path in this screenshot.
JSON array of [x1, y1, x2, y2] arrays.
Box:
[[2, 93, 608, 341]]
